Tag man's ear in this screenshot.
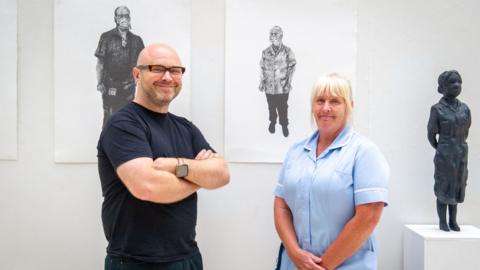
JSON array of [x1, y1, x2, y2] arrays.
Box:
[[132, 67, 140, 82]]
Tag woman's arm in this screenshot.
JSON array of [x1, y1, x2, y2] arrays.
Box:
[[274, 197, 325, 270], [427, 107, 439, 149], [319, 202, 384, 270]]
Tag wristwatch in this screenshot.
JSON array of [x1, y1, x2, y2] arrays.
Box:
[[175, 158, 189, 178]]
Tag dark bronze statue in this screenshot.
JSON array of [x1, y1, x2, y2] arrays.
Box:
[[427, 70, 471, 231]]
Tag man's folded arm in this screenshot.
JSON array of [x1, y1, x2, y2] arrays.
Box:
[[183, 156, 230, 189], [117, 157, 200, 204], [152, 152, 230, 190]]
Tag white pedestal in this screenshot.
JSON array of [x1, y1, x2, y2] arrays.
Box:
[[404, 224, 480, 270]]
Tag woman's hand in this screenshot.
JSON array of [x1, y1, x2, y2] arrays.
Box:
[[275, 197, 326, 269], [288, 248, 325, 270]]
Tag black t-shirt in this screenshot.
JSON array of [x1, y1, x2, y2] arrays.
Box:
[[97, 102, 212, 263]]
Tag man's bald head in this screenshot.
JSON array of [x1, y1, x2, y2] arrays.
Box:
[[132, 43, 184, 113], [136, 43, 182, 66], [114, 6, 130, 17]]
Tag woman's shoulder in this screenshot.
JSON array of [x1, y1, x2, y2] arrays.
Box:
[[459, 100, 471, 110], [283, 132, 318, 156], [286, 138, 310, 156], [349, 131, 383, 155]]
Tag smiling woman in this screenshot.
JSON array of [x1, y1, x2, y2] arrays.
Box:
[[273, 73, 389, 270]]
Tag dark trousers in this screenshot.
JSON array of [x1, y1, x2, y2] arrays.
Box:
[[266, 93, 289, 126], [274, 243, 285, 270], [102, 82, 135, 127], [105, 253, 203, 270]]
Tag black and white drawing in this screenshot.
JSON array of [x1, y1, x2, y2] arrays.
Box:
[[95, 6, 145, 127], [0, 0, 17, 160], [259, 26, 296, 137], [225, 0, 357, 162], [55, 0, 191, 162]]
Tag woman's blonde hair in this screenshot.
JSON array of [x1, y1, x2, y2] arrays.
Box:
[[310, 73, 354, 125]]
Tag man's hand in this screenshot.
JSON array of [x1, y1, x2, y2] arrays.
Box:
[[288, 248, 325, 270], [195, 149, 216, 160], [185, 149, 229, 189], [259, 80, 266, 92], [152, 157, 176, 174], [97, 83, 106, 94]]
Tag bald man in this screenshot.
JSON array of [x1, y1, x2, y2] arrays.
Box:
[[97, 44, 230, 270]]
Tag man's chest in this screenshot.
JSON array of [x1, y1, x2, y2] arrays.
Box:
[[147, 126, 196, 159]]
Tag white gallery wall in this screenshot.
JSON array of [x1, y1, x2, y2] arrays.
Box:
[[0, 0, 17, 160], [0, 0, 479, 269]]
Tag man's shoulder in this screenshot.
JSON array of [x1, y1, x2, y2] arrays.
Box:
[[100, 28, 118, 38], [168, 113, 194, 126], [281, 44, 294, 54], [106, 103, 142, 126], [127, 31, 143, 39], [126, 32, 145, 51], [98, 104, 137, 144], [168, 113, 207, 136]]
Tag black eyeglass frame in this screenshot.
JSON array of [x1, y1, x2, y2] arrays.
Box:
[[137, 64, 186, 74]]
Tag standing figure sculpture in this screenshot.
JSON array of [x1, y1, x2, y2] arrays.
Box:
[[95, 6, 145, 127], [259, 26, 296, 137], [427, 70, 471, 232]]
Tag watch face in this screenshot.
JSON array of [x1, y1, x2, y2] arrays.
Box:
[[176, 164, 188, 178]]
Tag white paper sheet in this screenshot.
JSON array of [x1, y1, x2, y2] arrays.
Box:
[[54, 0, 191, 163], [225, 0, 357, 162]]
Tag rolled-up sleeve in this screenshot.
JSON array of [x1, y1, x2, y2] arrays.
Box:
[[353, 143, 389, 206], [95, 33, 107, 59]]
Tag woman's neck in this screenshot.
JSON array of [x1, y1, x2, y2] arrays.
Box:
[[316, 125, 345, 156], [443, 96, 458, 105]]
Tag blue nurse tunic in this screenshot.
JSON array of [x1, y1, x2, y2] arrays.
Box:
[[274, 126, 389, 270]]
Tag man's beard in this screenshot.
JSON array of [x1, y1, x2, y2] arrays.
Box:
[[145, 84, 181, 108], [117, 20, 131, 31]]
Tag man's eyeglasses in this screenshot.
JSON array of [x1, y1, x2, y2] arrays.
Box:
[[115, 14, 130, 19], [137, 65, 186, 77]]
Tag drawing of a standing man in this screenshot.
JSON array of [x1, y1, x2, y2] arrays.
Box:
[[95, 6, 145, 127], [259, 26, 296, 137]]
